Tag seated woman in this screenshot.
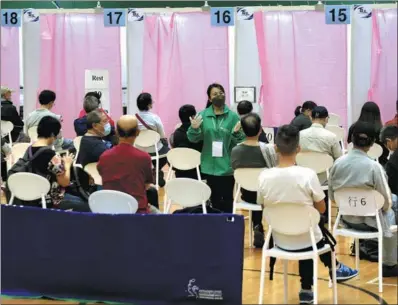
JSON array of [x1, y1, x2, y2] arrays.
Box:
[[8, 116, 90, 212], [135, 93, 169, 187]]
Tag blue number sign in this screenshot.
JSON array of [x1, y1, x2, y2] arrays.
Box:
[[1, 9, 22, 27], [104, 9, 126, 27], [211, 8, 235, 27], [325, 5, 351, 25]]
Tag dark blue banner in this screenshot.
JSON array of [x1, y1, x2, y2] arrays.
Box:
[[1, 206, 244, 304]]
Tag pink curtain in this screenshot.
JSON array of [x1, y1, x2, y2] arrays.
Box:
[[39, 14, 122, 138], [254, 11, 347, 128], [368, 9, 397, 122], [142, 12, 229, 136], [1, 27, 20, 108]]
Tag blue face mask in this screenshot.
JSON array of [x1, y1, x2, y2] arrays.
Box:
[[103, 123, 111, 136]]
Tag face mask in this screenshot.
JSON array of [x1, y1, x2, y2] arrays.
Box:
[[211, 95, 225, 108], [103, 123, 111, 136]]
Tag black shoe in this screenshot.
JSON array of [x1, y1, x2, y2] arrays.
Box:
[[383, 264, 398, 277], [253, 225, 265, 248], [158, 171, 166, 188]]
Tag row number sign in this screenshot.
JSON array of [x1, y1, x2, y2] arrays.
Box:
[[104, 9, 126, 27], [211, 8, 234, 27], [325, 5, 351, 24], [1, 9, 22, 27]]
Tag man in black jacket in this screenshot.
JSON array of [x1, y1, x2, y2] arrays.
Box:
[[381, 125, 398, 196], [1, 86, 24, 142]]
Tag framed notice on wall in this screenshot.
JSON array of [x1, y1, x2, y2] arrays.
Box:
[[234, 86, 256, 103], [85, 70, 110, 113]]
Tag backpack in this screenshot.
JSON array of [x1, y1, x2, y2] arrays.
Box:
[[8, 146, 51, 177], [66, 166, 97, 201]]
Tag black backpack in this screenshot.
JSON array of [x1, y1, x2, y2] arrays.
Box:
[[8, 146, 51, 177]]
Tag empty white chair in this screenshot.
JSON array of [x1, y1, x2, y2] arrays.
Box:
[[259, 203, 337, 304], [135, 129, 167, 189], [1, 120, 14, 145], [328, 113, 340, 126], [89, 190, 138, 214], [325, 125, 346, 152], [28, 126, 38, 143], [333, 188, 397, 293], [347, 142, 383, 160], [296, 152, 334, 230], [7, 173, 51, 209], [233, 168, 265, 248], [84, 162, 102, 185], [6, 142, 30, 170], [166, 148, 201, 181], [164, 178, 211, 214]]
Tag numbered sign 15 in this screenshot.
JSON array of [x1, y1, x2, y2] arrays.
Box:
[[325, 5, 351, 25], [104, 9, 126, 27], [211, 8, 235, 27], [1, 9, 22, 27]]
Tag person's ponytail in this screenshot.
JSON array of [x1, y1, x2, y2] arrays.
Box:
[[294, 106, 302, 117]]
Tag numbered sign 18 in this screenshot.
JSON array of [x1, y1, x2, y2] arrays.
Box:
[[325, 5, 351, 25], [211, 8, 235, 27], [1, 9, 22, 27], [104, 9, 126, 27]]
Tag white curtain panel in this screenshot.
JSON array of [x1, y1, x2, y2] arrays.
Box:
[[126, 18, 145, 115], [22, 13, 41, 122]]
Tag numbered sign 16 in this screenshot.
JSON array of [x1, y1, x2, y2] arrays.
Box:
[[325, 5, 351, 25], [1, 9, 22, 27], [104, 9, 126, 27], [211, 8, 235, 27]]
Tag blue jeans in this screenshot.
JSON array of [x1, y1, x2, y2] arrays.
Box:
[[57, 193, 90, 212]]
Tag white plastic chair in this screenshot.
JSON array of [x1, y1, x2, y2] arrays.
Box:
[[259, 203, 337, 304], [6, 142, 30, 170], [326, 125, 346, 152], [89, 190, 138, 214], [28, 126, 38, 143], [296, 152, 334, 230], [1, 120, 14, 145], [333, 188, 397, 293], [233, 168, 265, 248], [164, 178, 211, 214], [7, 173, 51, 209], [347, 143, 383, 160], [328, 113, 340, 126], [84, 162, 102, 185], [73, 136, 82, 153], [135, 129, 167, 189], [166, 148, 201, 181]]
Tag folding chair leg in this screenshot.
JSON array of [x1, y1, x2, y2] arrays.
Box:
[[313, 256, 318, 304], [9, 194, 14, 205], [283, 260, 288, 304], [258, 252, 267, 304], [331, 251, 338, 304], [355, 238, 360, 275], [378, 234, 383, 293], [249, 211, 253, 248], [328, 198, 332, 231], [155, 159, 159, 190]]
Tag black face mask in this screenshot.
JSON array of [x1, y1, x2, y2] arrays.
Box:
[[211, 95, 225, 108]]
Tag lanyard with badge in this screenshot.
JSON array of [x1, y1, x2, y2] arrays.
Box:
[[212, 117, 225, 158]]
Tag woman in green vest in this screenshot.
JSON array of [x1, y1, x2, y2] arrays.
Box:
[[187, 83, 245, 212]]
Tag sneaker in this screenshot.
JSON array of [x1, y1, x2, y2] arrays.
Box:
[[336, 263, 359, 282], [253, 225, 265, 248], [383, 264, 398, 277], [299, 290, 314, 304]]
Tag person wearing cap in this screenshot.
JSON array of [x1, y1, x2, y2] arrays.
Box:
[[329, 121, 398, 277], [1, 86, 24, 142]]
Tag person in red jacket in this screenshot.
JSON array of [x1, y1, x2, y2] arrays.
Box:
[[385, 100, 398, 127], [78, 91, 115, 127]]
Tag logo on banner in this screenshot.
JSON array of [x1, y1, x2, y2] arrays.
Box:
[[23, 9, 39, 23], [186, 279, 223, 300], [353, 5, 372, 19], [128, 9, 144, 21], [237, 7, 254, 20]]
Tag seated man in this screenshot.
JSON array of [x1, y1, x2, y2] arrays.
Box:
[[231, 113, 276, 248], [97, 115, 159, 214], [1, 86, 24, 142], [25, 90, 73, 151], [329, 121, 397, 277], [76, 110, 110, 168], [171, 104, 203, 179], [236, 100, 268, 143], [380, 125, 398, 196], [257, 125, 358, 304]]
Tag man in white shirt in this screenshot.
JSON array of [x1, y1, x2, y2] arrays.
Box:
[[257, 124, 358, 304]]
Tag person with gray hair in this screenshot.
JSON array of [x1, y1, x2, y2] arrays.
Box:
[[76, 109, 111, 167]]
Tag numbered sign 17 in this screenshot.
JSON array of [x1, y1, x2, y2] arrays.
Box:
[[1, 9, 22, 27], [104, 9, 126, 27], [211, 8, 235, 27], [325, 5, 351, 25]]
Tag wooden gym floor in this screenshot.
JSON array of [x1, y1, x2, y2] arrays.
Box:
[[1, 187, 397, 304]]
